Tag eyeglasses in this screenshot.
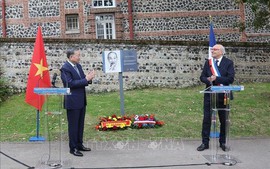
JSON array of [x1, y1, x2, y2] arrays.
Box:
[[211, 48, 220, 51]]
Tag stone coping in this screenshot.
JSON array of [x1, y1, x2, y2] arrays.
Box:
[[1, 38, 270, 47]]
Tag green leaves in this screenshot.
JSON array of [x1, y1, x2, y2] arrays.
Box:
[[241, 0, 270, 29]]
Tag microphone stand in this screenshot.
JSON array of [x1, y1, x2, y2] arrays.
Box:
[[51, 73, 58, 88]]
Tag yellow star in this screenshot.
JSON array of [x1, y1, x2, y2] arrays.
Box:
[[34, 59, 48, 78]]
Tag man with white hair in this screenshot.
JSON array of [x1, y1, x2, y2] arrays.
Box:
[[197, 44, 235, 152]]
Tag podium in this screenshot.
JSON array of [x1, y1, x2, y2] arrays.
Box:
[[200, 85, 244, 165], [34, 88, 71, 169]]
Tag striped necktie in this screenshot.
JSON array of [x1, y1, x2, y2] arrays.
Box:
[[74, 65, 81, 78]]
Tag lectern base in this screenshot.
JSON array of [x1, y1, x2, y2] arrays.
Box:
[[47, 162, 62, 169], [203, 154, 241, 165], [29, 136, 46, 142], [36, 159, 72, 169]]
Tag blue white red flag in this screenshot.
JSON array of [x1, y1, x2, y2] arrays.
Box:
[[208, 23, 221, 77]]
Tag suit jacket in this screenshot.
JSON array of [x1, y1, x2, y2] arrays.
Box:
[[200, 56, 235, 88], [60, 61, 89, 110], [200, 57, 235, 101]]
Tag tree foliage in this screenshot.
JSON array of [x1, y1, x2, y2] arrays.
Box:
[[240, 0, 270, 29], [0, 67, 12, 103]]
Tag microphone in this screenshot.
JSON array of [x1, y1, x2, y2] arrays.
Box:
[[36, 68, 52, 87], [51, 73, 57, 88]]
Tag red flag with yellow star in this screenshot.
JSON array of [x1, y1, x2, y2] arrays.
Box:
[[25, 26, 51, 111]]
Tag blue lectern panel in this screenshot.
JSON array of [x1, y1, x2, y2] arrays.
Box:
[[34, 88, 71, 95], [211, 86, 244, 91]]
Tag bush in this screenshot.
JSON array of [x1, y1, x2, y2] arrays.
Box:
[[0, 68, 12, 103]]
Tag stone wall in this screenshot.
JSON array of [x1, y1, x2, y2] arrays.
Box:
[[1, 39, 269, 93], [120, 0, 242, 41]]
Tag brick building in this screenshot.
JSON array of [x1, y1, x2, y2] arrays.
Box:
[[1, 0, 269, 42]]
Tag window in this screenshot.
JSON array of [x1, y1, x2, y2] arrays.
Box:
[[66, 14, 80, 33], [93, 0, 115, 7], [95, 14, 115, 39]]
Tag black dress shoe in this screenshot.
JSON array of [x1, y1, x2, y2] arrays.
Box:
[[78, 145, 91, 151], [197, 144, 209, 151], [220, 144, 229, 152], [70, 148, 83, 156]]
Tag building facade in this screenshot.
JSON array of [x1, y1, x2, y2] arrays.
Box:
[[1, 0, 269, 42]]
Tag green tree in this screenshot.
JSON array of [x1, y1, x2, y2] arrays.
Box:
[[0, 67, 12, 103], [240, 0, 270, 29]]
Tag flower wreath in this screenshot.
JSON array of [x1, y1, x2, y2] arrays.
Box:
[[131, 114, 164, 129], [95, 114, 132, 131], [95, 114, 164, 131]]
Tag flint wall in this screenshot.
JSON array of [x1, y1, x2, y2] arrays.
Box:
[[0, 39, 269, 93]]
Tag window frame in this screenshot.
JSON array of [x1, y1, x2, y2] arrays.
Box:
[[65, 14, 80, 34], [95, 14, 116, 39], [92, 0, 115, 8]]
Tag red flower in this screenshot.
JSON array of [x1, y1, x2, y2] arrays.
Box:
[[95, 125, 100, 130], [156, 121, 164, 126], [102, 126, 107, 131], [138, 116, 144, 121]]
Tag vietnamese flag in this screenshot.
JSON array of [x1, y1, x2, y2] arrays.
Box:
[[25, 26, 51, 111]]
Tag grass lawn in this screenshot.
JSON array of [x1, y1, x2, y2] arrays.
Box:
[[0, 82, 269, 142]]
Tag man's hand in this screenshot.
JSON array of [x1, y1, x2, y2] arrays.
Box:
[[207, 75, 216, 82], [85, 70, 95, 81]]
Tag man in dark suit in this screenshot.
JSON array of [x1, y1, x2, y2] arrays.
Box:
[[197, 44, 235, 151], [60, 48, 95, 156]]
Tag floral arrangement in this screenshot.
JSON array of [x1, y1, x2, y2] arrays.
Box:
[[95, 114, 132, 131], [95, 114, 164, 131], [131, 114, 165, 129]]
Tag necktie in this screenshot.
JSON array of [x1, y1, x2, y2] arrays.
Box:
[[74, 65, 81, 78], [215, 59, 219, 66]]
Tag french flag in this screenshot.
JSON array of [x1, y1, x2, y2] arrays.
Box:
[[208, 23, 221, 77]]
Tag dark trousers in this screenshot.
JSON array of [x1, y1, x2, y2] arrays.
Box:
[[67, 107, 86, 150], [201, 93, 227, 145]]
